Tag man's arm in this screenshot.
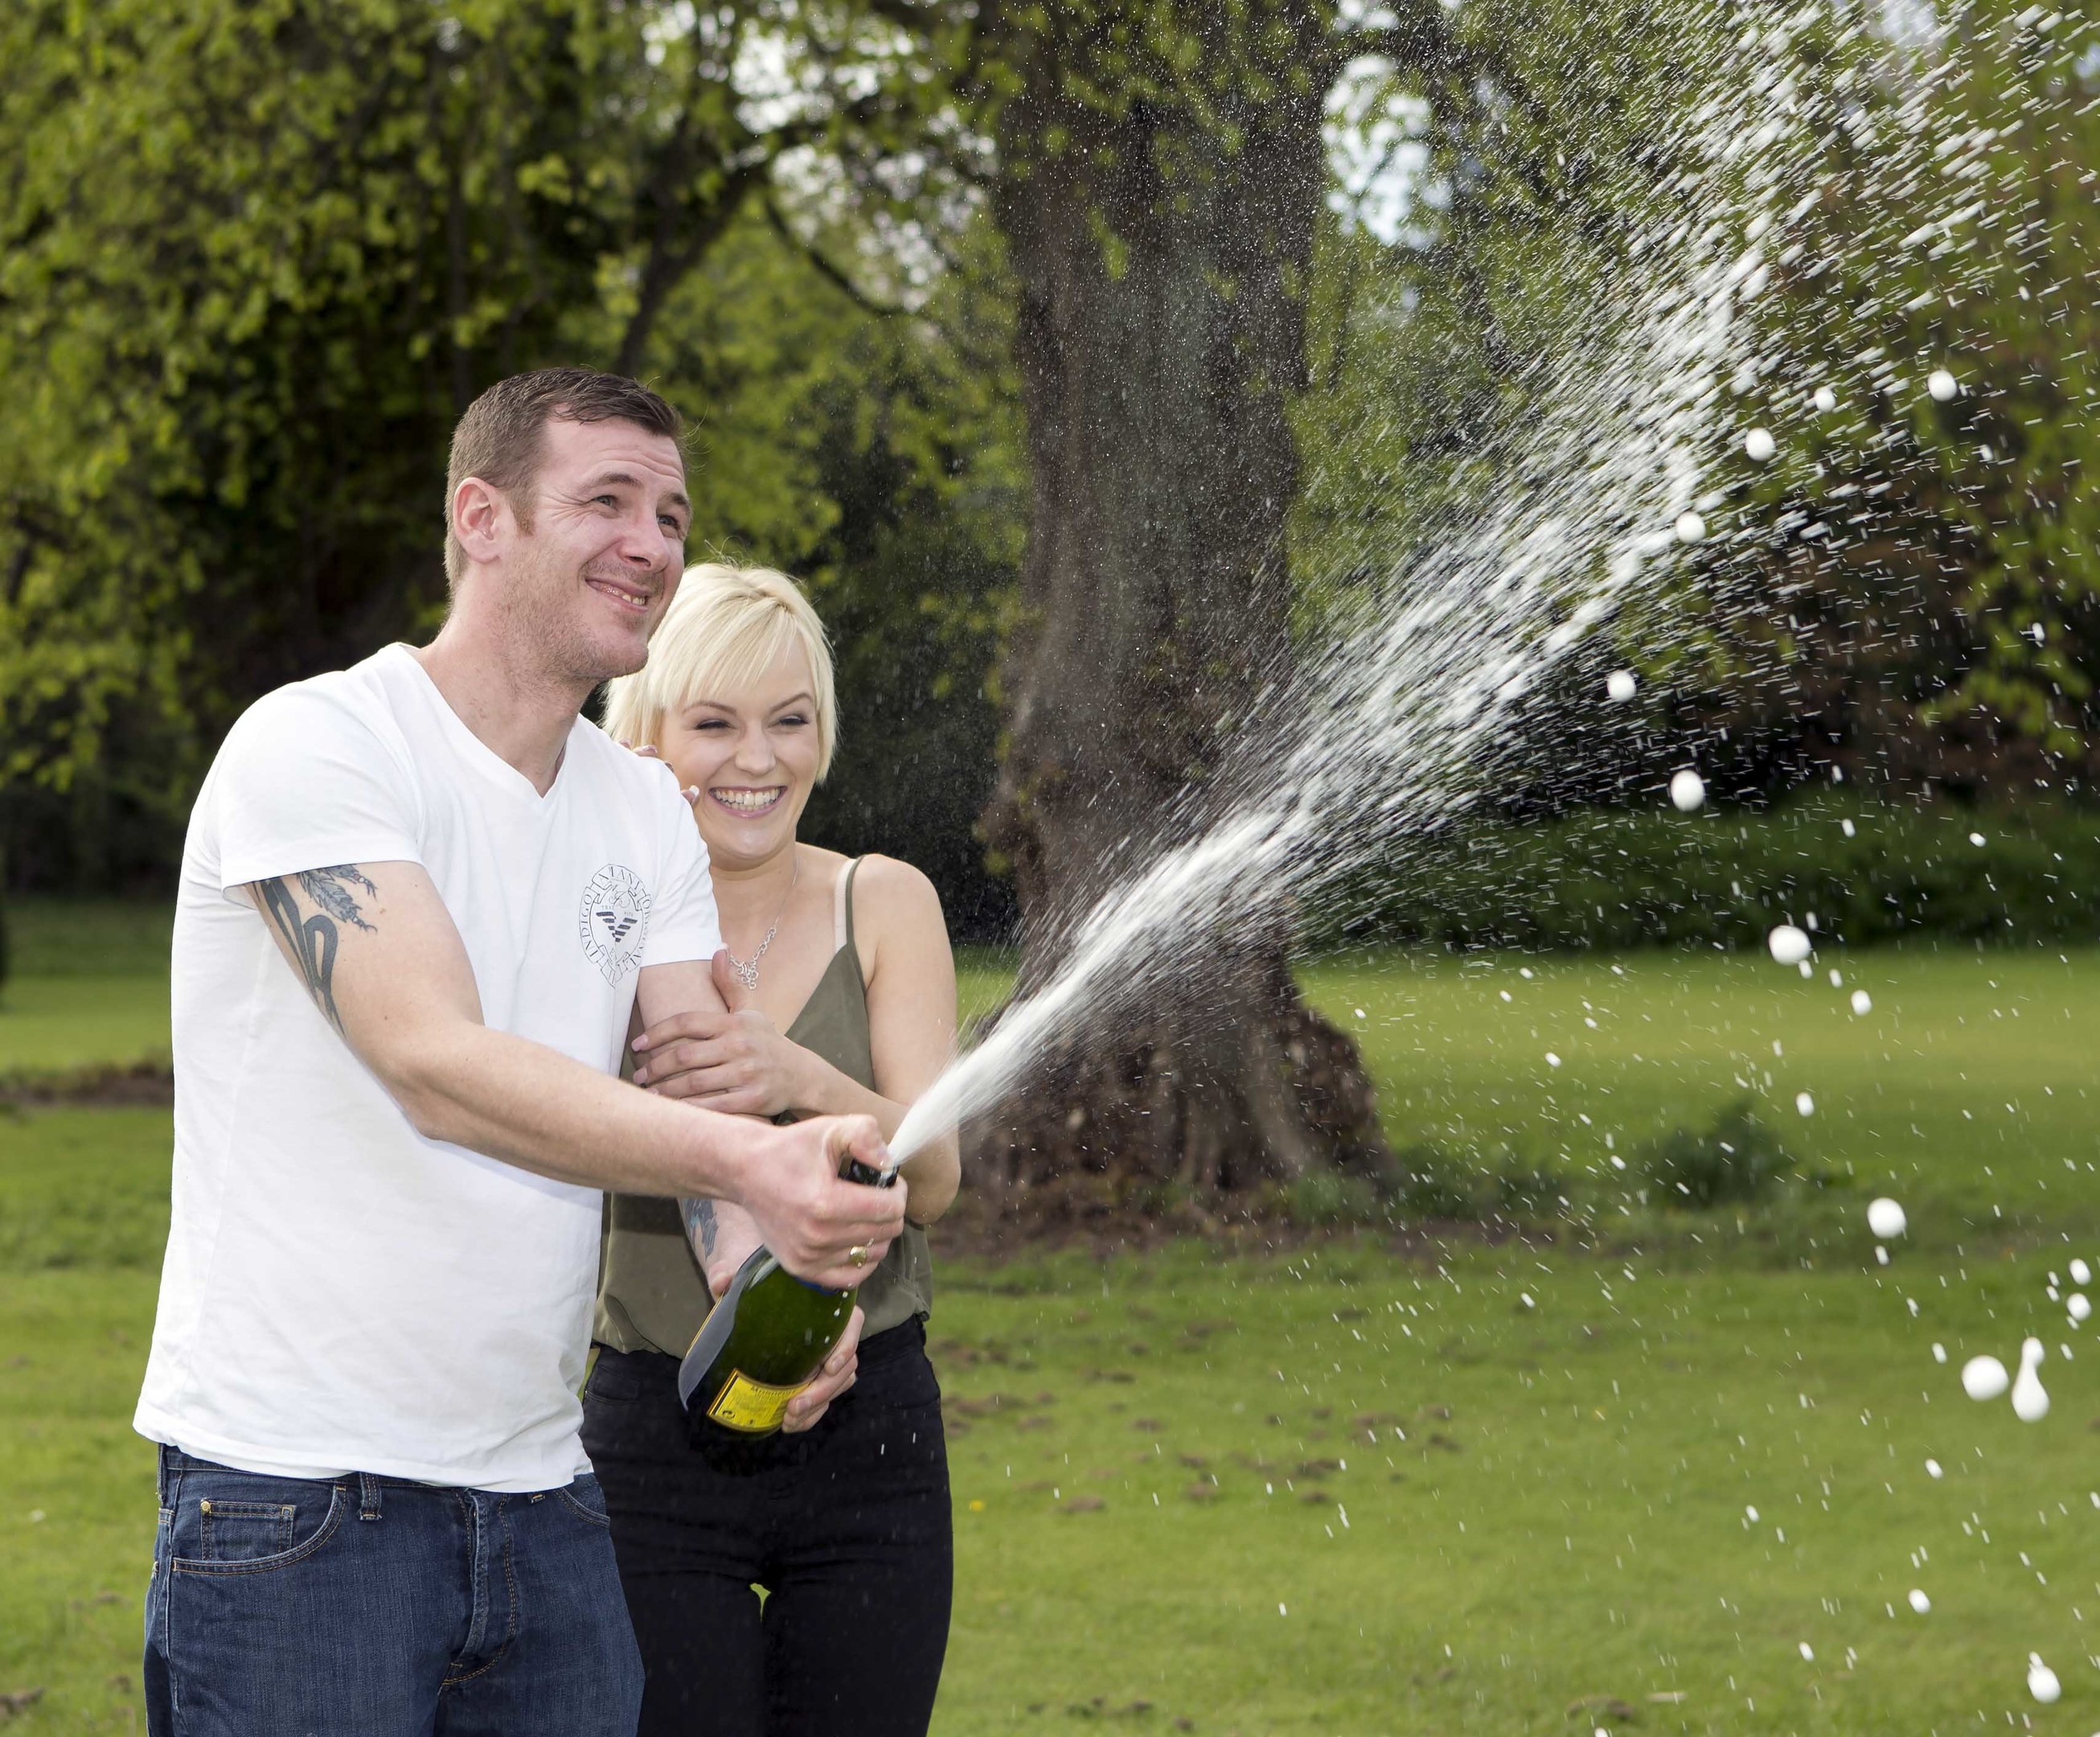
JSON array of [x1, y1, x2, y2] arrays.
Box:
[[244, 861, 901, 1288], [636, 959, 769, 1293]]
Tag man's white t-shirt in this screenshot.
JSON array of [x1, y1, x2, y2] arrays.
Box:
[[134, 643, 720, 1492]]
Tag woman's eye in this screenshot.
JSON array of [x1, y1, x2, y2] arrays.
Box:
[[775, 713, 808, 728]]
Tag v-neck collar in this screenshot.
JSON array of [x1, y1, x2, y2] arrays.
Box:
[[387, 644, 576, 809]]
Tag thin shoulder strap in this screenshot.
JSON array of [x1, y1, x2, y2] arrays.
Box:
[[833, 857, 863, 953]]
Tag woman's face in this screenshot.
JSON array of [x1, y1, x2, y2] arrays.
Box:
[[657, 640, 823, 872]]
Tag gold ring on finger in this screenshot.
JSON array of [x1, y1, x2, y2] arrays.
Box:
[[848, 1244, 869, 1268]]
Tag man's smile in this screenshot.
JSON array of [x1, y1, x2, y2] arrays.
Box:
[[585, 572, 657, 614]]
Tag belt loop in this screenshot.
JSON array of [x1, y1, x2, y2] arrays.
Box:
[[359, 1473, 382, 1521]]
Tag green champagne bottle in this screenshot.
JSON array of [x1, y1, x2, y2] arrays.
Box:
[[677, 1157, 896, 1438]]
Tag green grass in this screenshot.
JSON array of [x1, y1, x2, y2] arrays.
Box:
[[933, 1242, 2100, 1735], [0, 1107, 170, 1731], [6, 899, 174, 979], [0, 979, 169, 1078], [1299, 943, 2096, 1234], [954, 943, 1018, 1035], [0, 913, 996, 1081], [7, 928, 2100, 1731], [0, 898, 172, 1078]]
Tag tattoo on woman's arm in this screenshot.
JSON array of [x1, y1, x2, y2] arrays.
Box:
[[257, 865, 378, 1033]]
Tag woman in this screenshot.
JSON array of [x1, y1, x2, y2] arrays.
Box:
[[586, 563, 962, 1737]]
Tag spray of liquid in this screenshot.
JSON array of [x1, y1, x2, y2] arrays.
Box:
[[890, 2, 2090, 1162]]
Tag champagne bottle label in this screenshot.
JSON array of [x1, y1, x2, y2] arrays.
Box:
[[707, 1369, 803, 1433]]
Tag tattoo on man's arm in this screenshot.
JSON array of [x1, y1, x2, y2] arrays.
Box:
[[257, 865, 379, 1033], [680, 1196, 720, 1263]]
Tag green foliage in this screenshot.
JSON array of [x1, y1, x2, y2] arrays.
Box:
[[1644, 1098, 1788, 1209], [0, 1, 1023, 921], [785, 228, 1028, 937], [2, 0, 681, 873], [1725, 6, 2100, 788], [1313, 790, 2100, 952], [5, 897, 173, 979], [1292, 0, 2100, 802], [1490, 1157, 1565, 1218], [615, 208, 1027, 935], [1294, 0, 1737, 602], [1380, 1140, 1565, 1225]]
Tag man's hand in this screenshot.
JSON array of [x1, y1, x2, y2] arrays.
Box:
[[738, 1113, 905, 1291], [631, 951, 810, 1117], [782, 1307, 863, 1433]]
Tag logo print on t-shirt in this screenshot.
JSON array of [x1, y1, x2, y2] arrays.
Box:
[[578, 864, 652, 984]]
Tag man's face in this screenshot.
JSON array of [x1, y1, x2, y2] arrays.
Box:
[[497, 416, 691, 684]]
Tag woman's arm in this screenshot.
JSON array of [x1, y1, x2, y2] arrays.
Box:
[[631, 856, 962, 1222], [849, 856, 961, 1222]]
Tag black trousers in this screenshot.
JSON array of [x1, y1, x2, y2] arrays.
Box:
[[582, 1321, 954, 1737]]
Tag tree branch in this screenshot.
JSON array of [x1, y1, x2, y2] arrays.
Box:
[[615, 153, 778, 373], [762, 195, 908, 318]]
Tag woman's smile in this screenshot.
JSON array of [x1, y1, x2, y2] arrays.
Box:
[[711, 785, 785, 817]]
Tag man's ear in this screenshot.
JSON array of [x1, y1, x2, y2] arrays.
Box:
[[452, 476, 515, 569]]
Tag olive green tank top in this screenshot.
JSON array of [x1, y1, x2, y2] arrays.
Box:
[[593, 858, 935, 1357]]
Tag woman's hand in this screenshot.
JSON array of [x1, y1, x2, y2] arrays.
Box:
[[632, 951, 812, 1117], [684, 1200, 863, 1431], [782, 1306, 863, 1433]]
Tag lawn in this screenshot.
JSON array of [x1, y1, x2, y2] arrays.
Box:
[[6, 919, 2100, 1733], [1299, 942, 2098, 1234]]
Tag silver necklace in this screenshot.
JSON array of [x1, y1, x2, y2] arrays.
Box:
[[724, 858, 798, 992]]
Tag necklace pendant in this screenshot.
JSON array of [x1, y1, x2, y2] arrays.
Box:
[[732, 959, 760, 992]]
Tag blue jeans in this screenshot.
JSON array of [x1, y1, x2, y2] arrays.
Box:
[[145, 1447, 642, 1736]]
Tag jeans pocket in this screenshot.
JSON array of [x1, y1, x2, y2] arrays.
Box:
[[556, 1475, 612, 1527], [171, 1480, 347, 1576], [199, 1499, 294, 1561]]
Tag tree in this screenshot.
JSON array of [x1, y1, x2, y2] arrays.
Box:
[[896, 0, 2099, 1213], [965, 2, 1376, 1207], [827, 0, 1528, 1211], [0, 0, 905, 887]]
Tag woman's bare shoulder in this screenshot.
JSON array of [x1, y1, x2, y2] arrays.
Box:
[[851, 853, 946, 926], [850, 853, 950, 967]]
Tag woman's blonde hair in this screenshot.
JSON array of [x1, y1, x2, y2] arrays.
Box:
[[603, 562, 838, 780]]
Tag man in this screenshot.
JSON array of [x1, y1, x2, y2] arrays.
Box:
[[134, 368, 906, 1736]]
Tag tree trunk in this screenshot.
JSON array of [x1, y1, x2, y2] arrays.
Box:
[[974, 2, 1391, 1218]]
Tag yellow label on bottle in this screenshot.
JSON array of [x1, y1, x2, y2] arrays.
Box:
[[707, 1369, 803, 1433]]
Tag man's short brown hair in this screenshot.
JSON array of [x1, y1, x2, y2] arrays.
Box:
[[444, 368, 683, 589]]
